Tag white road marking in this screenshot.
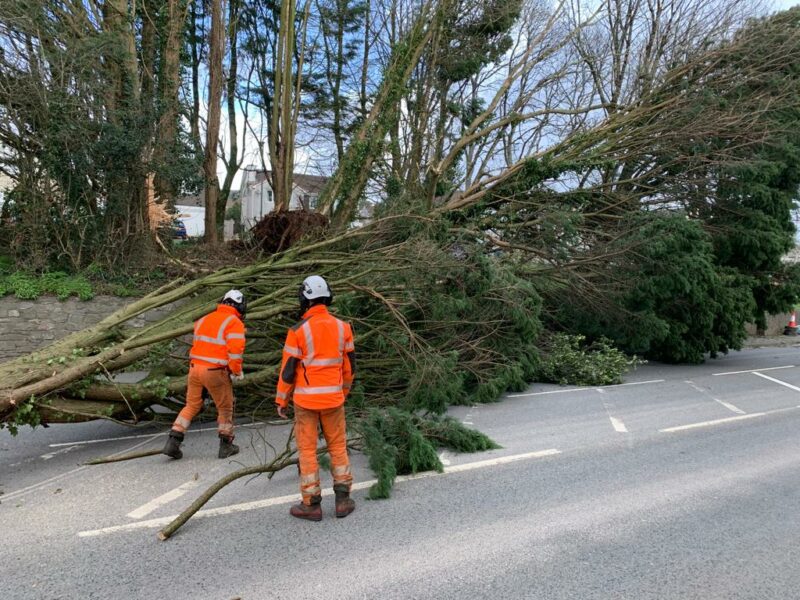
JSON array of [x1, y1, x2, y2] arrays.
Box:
[[462, 421, 473, 425], [508, 379, 665, 398], [507, 387, 584, 398], [715, 400, 746, 415], [660, 413, 766, 432], [685, 380, 745, 415], [48, 422, 265, 448], [597, 389, 628, 433], [661, 404, 800, 433], [2, 438, 155, 503], [609, 417, 628, 433], [713, 365, 794, 376], [49, 431, 168, 448], [77, 449, 561, 538], [752, 371, 800, 393], [127, 481, 201, 519], [40, 445, 80, 461]]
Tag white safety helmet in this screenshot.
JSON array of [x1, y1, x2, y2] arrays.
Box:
[[299, 275, 332, 312], [300, 275, 332, 300], [221, 289, 247, 318]]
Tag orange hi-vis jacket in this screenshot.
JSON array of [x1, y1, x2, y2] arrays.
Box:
[[276, 304, 355, 410], [189, 304, 246, 375]]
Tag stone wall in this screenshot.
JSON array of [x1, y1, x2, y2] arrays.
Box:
[[0, 295, 173, 362], [745, 313, 793, 337]]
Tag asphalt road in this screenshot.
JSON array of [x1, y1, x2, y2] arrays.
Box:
[[2, 347, 800, 599]]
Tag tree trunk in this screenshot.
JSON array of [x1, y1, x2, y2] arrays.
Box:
[[218, 0, 242, 233], [269, 0, 297, 212], [318, 2, 437, 228], [189, 0, 204, 156], [155, 0, 190, 204], [204, 0, 226, 243]]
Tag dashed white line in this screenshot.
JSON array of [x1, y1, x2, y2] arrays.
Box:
[[77, 449, 561, 538], [715, 400, 746, 415], [752, 371, 800, 393], [685, 380, 745, 415], [127, 480, 201, 519], [48, 422, 266, 448], [508, 379, 665, 398], [609, 417, 628, 433], [49, 431, 168, 448], [660, 413, 766, 433], [40, 445, 80, 461], [713, 365, 794, 376], [597, 389, 628, 433]]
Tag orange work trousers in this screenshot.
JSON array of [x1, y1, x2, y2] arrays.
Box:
[[172, 364, 235, 438], [295, 404, 353, 505]]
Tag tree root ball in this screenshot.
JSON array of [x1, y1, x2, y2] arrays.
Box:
[[250, 210, 330, 254]]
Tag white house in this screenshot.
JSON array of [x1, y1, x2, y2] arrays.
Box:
[[0, 172, 12, 207], [239, 167, 328, 229]]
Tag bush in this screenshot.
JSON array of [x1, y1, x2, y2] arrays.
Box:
[[0, 271, 94, 300], [536, 333, 641, 386]]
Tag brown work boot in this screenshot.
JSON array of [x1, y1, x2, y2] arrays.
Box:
[[218, 434, 240, 459], [290, 496, 322, 521], [334, 484, 355, 518]]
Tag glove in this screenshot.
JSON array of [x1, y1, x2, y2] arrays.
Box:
[[230, 372, 245, 382]]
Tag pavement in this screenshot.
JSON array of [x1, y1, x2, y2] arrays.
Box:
[[2, 346, 800, 599], [742, 335, 800, 349]]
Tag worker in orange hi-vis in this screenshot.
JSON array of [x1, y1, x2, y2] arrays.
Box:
[[163, 289, 247, 460], [275, 275, 356, 521]]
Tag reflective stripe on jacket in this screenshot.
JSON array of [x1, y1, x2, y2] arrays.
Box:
[[276, 304, 355, 410], [189, 304, 246, 374]]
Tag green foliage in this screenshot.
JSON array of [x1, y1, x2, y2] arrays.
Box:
[[357, 408, 499, 499], [0, 254, 13, 274], [141, 376, 172, 401], [650, 9, 800, 331], [536, 334, 641, 386], [555, 214, 755, 363], [423, 416, 500, 453], [83, 263, 168, 297], [435, 0, 523, 84], [0, 271, 94, 300], [0, 0, 197, 271], [225, 203, 242, 223], [1, 396, 41, 436], [331, 226, 543, 416]]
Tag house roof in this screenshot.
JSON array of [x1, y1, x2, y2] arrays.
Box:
[[293, 173, 328, 195], [247, 170, 329, 195]]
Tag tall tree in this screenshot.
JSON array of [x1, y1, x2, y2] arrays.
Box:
[[204, 0, 226, 243]]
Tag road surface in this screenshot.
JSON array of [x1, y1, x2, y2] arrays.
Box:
[[2, 347, 800, 599]]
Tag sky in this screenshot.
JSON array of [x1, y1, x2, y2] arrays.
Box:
[[775, 0, 800, 9]]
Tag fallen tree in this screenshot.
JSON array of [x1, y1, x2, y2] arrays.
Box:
[[4, 2, 798, 541]]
